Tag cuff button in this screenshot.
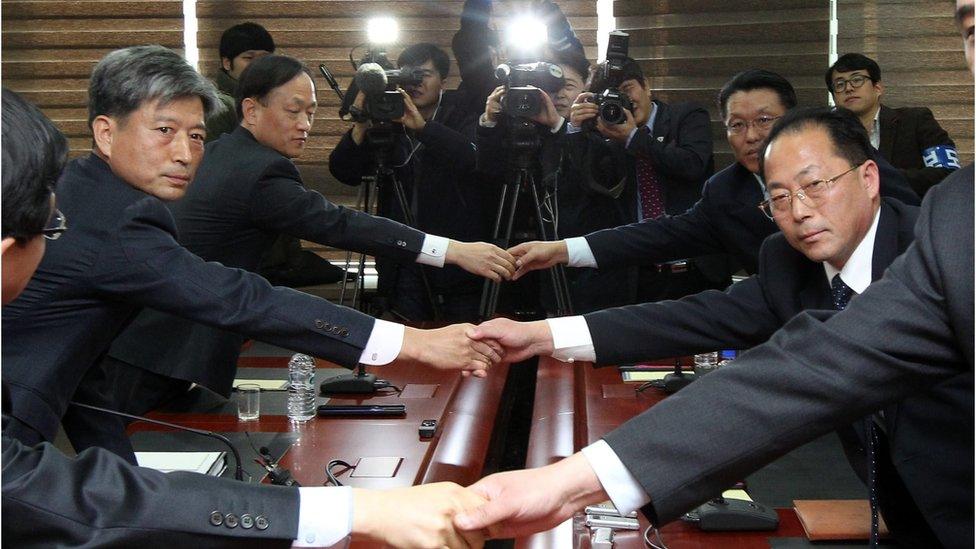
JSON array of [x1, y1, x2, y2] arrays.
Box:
[[209, 511, 223, 527], [255, 515, 270, 531], [240, 514, 254, 529], [225, 513, 239, 528]]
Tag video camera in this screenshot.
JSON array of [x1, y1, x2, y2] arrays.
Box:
[[344, 61, 426, 122], [496, 61, 565, 118], [593, 31, 633, 125]]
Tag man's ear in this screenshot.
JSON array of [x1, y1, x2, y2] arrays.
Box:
[[874, 80, 885, 98], [91, 115, 115, 158], [240, 97, 260, 126], [1, 236, 16, 256], [222, 57, 233, 73], [861, 159, 881, 198]]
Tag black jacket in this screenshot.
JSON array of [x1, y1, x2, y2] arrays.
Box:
[[592, 181, 973, 547], [878, 104, 959, 197], [1, 154, 379, 445]]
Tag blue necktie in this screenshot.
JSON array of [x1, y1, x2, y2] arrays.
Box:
[[832, 274, 879, 547]]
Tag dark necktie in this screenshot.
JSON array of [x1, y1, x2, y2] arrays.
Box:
[[832, 274, 879, 547], [635, 127, 665, 221]]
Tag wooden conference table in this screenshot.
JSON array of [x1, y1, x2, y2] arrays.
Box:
[[519, 357, 808, 549]]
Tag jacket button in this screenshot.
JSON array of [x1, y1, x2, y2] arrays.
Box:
[[255, 515, 270, 530], [331, 326, 341, 334], [323, 322, 332, 331], [315, 319, 325, 329], [240, 514, 254, 529], [339, 329, 349, 337], [225, 513, 239, 528], [209, 510, 223, 527], [396, 240, 406, 247]]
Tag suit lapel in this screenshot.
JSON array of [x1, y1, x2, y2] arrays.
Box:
[[871, 201, 899, 281], [650, 101, 670, 142], [878, 105, 898, 162]]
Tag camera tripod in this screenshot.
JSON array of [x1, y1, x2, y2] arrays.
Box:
[[479, 117, 573, 320], [339, 121, 441, 320]]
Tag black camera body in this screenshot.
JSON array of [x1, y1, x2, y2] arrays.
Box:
[[595, 31, 632, 125], [363, 67, 426, 121], [497, 62, 565, 118]]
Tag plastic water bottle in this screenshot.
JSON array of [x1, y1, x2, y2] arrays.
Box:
[[693, 351, 719, 377], [718, 349, 737, 367], [287, 353, 316, 422]]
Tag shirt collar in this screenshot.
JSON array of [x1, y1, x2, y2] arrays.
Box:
[[869, 105, 882, 149], [753, 172, 769, 201], [823, 205, 881, 294], [644, 102, 659, 133]]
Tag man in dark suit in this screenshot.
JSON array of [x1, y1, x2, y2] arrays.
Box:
[[507, 70, 920, 280], [0, 88, 487, 549], [1, 47, 503, 459], [89, 54, 514, 459], [827, 53, 960, 196], [465, 107, 972, 546], [459, 120, 973, 548]]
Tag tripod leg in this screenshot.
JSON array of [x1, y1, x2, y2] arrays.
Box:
[[384, 169, 441, 321], [479, 177, 521, 321], [527, 172, 573, 316]]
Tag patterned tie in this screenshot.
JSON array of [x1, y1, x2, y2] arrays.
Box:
[[635, 128, 665, 221], [832, 274, 880, 547]]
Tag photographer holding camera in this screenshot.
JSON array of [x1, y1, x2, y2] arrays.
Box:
[[329, 43, 507, 322], [556, 50, 731, 304]]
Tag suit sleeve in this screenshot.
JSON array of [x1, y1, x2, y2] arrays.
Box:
[[89, 197, 375, 369], [627, 104, 712, 184], [584, 185, 727, 268], [328, 129, 371, 187], [1, 429, 298, 547], [601, 170, 972, 527], [901, 107, 957, 197], [247, 157, 424, 263], [584, 274, 783, 366]]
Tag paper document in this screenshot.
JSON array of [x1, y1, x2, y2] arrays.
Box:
[[621, 371, 693, 382], [136, 451, 227, 476], [233, 379, 287, 390]]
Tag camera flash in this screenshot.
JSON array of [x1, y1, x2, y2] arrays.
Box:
[[506, 15, 548, 52], [366, 17, 399, 45]]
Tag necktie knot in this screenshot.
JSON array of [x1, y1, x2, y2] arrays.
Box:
[[831, 274, 855, 311]]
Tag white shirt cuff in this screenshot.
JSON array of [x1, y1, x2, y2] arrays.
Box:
[[566, 121, 582, 134], [546, 316, 595, 363], [294, 486, 353, 547], [565, 237, 598, 268], [479, 113, 498, 128], [416, 234, 449, 268], [358, 319, 403, 366], [581, 440, 650, 517], [550, 117, 566, 133]]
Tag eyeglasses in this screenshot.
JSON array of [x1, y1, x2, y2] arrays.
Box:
[[758, 164, 860, 219], [831, 75, 871, 93], [725, 115, 781, 135], [42, 208, 68, 240]]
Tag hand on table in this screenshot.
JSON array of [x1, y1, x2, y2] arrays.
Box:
[[507, 240, 569, 280], [353, 482, 487, 548], [399, 324, 505, 377], [445, 240, 517, 282]]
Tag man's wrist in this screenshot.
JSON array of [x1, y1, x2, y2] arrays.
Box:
[[548, 452, 609, 510]]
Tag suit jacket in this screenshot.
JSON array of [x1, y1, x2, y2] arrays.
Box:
[[106, 127, 424, 396], [599, 167, 974, 548], [878, 104, 958, 197], [585, 155, 920, 276], [1, 153, 379, 444], [2, 415, 297, 547], [328, 90, 491, 296]]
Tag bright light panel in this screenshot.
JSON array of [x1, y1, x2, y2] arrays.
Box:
[[505, 15, 547, 52], [367, 17, 399, 45]]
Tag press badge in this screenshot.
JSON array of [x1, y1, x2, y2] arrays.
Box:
[[922, 145, 961, 169]]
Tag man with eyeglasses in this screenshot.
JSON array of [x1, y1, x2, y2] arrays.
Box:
[[468, 108, 973, 547], [827, 53, 959, 197], [506, 70, 918, 282]]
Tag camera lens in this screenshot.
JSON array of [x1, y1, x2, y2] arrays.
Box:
[[600, 103, 623, 124]]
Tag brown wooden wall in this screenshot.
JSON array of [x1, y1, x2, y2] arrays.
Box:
[[1, 0, 186, 158], [837, 0, 974, 164], [613, 0, 831, 171]]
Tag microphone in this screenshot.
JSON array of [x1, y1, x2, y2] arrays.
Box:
[[494, 63, 512, 81], [318, 63, 344, 101], [69, 401, 245, 482], [355, 62, 389, 96]]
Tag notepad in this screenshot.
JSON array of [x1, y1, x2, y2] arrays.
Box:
[[722, 489, 752, 502], [793, 499, 889, 540], [233, 379, 288, 390], [621, 370, 693, 382], [136, 451, 227, 476]]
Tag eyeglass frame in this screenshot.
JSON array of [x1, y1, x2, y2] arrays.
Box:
[[830, 74, 873, 94], [42, 208, 68, 240], [725, 114, 781, 135], [758, 164, 862, 219]]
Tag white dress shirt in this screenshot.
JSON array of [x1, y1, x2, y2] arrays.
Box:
[[549, 204, 882, 517], [294, 487, 353, 547], [868, 106, 882, 150]]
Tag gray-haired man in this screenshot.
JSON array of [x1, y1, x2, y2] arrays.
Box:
[[1, 45, 504, 460]]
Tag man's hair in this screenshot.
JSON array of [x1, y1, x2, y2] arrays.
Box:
[[88, 45, 222, 128], [235, 54, 314, 119], [586, 56, 645, 94], [825, 53, 881, 91], [956, 3, 974, 26], [397, 43, 451, 79], [759, 107, 875, 180], [219, 22, 276, 63], [2, 89, 66, 242], [717, 69, 797, 119], [550, 49, 591, 84]]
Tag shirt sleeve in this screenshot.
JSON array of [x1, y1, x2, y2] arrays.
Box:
[[546, 316, 596, 363], [566, 237, 598, 268], [416, 234, 449, 268], [358, 319, 404, 366], [293, 486, 353, 547], [580, 440, 652, 516]]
